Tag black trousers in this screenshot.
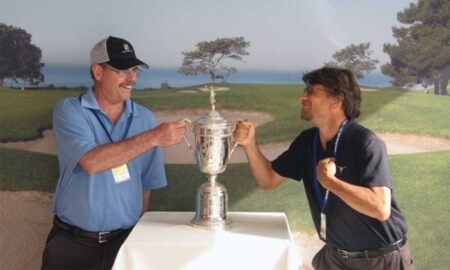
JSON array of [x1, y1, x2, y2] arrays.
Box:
[[41, 225, 131, 270], [312, 243, 414, 270]]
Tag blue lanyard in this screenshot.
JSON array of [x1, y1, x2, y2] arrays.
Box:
[[312, 119, 348, 210], [79, 93, 134, 143]]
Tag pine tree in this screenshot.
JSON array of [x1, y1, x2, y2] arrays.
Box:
[[382, 0, 450, 95]]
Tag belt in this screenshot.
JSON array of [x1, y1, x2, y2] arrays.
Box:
[[53, 216, 130, 244], [334, 238, 407, 259]]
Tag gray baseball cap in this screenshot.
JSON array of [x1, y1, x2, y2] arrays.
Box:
[[90, 36, 149, 70]]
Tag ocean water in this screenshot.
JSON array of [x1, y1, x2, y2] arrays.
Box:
[[4, 63, 391, 89]]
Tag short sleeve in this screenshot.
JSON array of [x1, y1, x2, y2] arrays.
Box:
[[53, 98, 97, 172], [272, 132, 308, 181], [355, 132, 391, 188]]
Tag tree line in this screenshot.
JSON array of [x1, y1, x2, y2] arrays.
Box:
[[1, 0, 448, 95]]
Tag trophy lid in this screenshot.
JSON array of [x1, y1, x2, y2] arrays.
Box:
[[195, 110, 231, 129], [193, 86, 232, 129]]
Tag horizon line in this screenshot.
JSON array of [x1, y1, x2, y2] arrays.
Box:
[[42, 62, 387, 75]]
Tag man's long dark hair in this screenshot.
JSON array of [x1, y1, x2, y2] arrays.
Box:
[[302, 67, 361, 119]]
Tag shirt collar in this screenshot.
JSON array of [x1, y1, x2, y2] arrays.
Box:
[[80, 88, 100, 110], [317, 118, 354, 153]]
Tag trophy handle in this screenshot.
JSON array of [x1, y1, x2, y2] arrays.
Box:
[[228, 120, 242, 160], [182, 119, 195, 153], [228, 142, 239, 161]]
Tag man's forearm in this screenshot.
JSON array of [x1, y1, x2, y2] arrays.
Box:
[[325, 177, 391, 221], [243, 142, 284, 190], [79, 130, 157, 174]]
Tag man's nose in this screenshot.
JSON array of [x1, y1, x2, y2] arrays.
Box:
[[299, 93, 308, 101], [126, 72, 138, 79]]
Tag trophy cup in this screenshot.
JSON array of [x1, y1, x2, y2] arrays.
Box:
[[183, 86, 238, 229]]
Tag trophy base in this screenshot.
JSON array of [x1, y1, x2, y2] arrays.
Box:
[[191, 217, 232, 230], [191, 175, 232, 230]]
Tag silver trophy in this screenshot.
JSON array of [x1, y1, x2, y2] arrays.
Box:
[[183, 86, 238, 229]]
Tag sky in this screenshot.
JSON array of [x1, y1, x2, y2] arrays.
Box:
[[1, 0, 415, 71]]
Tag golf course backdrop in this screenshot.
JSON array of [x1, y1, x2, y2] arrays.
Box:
[[0, 84, 449, 270]]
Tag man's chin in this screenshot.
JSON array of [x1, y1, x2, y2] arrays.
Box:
[[300, 111, 311, 121], [120, 89, 133, 100]]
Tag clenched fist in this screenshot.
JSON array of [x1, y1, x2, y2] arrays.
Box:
[[233, 120, 255, 147], [316, 157, 337, 189], [153, 120, 187, 147]]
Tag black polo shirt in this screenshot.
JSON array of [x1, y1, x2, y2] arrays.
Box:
[[272, 119, 408, 251]]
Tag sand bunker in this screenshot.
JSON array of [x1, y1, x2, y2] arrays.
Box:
[[1, 109, 450, 163]]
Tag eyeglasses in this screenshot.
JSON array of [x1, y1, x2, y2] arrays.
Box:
[[101, 64, 141, 77], [303, 86, 314, 95]]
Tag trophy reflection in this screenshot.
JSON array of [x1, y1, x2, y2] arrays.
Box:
[[183, 86, 238, 229]]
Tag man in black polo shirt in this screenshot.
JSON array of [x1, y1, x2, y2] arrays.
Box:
[[234, 67, 414, 269]]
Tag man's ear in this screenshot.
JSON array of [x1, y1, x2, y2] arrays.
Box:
[[92, 64, 103, 81], [333, 94, 344, 109]]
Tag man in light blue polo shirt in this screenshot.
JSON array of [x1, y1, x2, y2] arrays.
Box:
[[41, 36, 187, 269]]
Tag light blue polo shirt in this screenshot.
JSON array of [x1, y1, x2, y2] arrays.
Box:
[[52, 88, 167, 232]]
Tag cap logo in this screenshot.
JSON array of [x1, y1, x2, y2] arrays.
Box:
[[122, 43, 132, 53]]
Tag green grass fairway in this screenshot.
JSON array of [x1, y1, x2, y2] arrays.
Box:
[[1, 85, 449, 142]]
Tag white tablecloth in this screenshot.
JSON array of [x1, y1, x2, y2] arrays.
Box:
[[112, 212, 302, 270]]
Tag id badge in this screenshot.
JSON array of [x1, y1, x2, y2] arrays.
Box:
[[112, 164, 130, 183], [320, 212, 326, 240]]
